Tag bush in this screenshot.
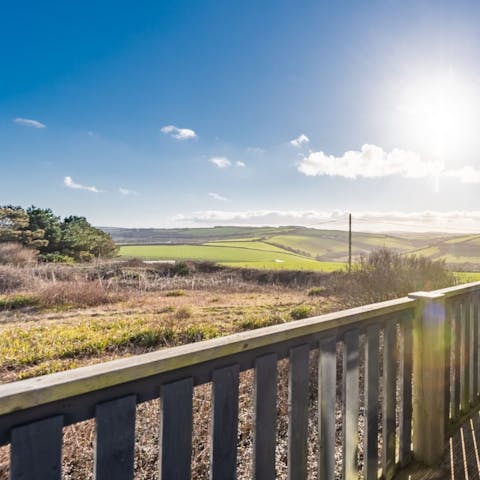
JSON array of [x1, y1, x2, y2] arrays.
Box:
[[351, 247, 455, 303], [174, 306, 192, 320], [0, 266, 28, 293], [0, 294, 39, 310], [39, 253, 76, 264], [171, 262, 190, 276], [290, 305, 313, 320], [38, 281, 124, 308], [0, 242, 38, 266], [165, 289, 186, 297], [308, 286, 327, 296]]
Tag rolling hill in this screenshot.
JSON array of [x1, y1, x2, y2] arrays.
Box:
[[103, 226, 480, 269]]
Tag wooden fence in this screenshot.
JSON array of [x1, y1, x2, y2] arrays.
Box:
[[0, 281, 480, 479]]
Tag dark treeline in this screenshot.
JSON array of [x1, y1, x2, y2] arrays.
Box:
[[0, 205, 117, 262]]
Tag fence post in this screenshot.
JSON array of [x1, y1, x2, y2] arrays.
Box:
[[408, 291, 447, 466]]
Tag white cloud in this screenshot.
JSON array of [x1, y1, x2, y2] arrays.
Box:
[[170, 209, 480, 233], [297, 143, 480, 184], [236, 161, 246, 168], [443, 166, 480, 184], [298, 144, 444, 179], [119, 187, 138, 196], [64, 176, 101, 193], [161, 125, 197, 140], [290, 134, 309, 148], [14, 117, 46, 128], [208, 192, 228, 201], [209, 156, 232, 168]]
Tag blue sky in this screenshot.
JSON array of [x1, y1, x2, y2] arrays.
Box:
[[2, 1, 480, 231]]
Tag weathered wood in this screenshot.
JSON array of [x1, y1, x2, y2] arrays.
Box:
[[472, 292, 480, 401], [453, 300, 462, 419], [399, 314, 413, 466], [10, 415, 63, 480], [343, 329, 359, 480], [461, 299, 471, 411], [211, 364, 239, 480], [409, 291, 447, 466], [444, 303, 452, 430], [94, 395, 136, 480], [253, 354, 277, 480], [471, 295, 479, 400], [288, 344, 310, 480], [318, 335, 336, 480], [159, 378, 193, 480], [435, 281, 480, 298], [0, 297, 416, 418], [382, 319, 397, 480], [364, 325, 379, 480]]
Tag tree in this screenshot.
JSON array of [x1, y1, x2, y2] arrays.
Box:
[[0, 206, 47, 248], [26, 206, 62, 253], [60, 216, 117, 261]]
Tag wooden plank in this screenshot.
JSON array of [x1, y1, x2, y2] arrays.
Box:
[[318, 335, 336, 480], [461, 298, 471, 411], [211, 364, 239, 480], [453, 300, 462, 419], [444, 304, 452, 430], [472, 295, 479, 400], [382, 320, 396, 480], [0, 297, 416, 417], [94, 395, 136, 480], [399, 314, 413, 466], [159, 378, 193, 480], [343, 329, 359, 480], [10, 415, 63, 480], [288, 344, 310, 480], [253, 354, 277, 480], [471, 295, 479, 401], [434, 281, 480, 298], [364, 325, 379, 480]]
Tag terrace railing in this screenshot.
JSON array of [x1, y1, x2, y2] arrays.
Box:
[[0, 281, 480, 479]]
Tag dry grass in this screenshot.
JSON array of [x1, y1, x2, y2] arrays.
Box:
[[0, 255, 450, 479], [0, 243, 37, 266]]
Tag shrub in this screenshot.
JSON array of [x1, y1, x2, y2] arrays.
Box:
[[174, 306, 193, 320], [0, 242, 38, 266], [290, 305, 312, 320], [308, 286, 327, 296], [165, 289, 186, 297], [171, 262, 190, 277], [352, 247, 455, 303], [39, 253, 76, 264], [0, 294, 39, 310], [38, 281, 124, 308], [0, 266, 28, 293]]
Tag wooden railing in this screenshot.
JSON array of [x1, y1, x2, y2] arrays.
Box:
[[1, 281, 480, 479]]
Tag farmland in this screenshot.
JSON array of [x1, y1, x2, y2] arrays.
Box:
[[113, 225, 480, 272], [119, 242, 345, 271]]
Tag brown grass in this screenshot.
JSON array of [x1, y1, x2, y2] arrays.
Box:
[[0, 243, 37, 266], [37, 280, 125, 308]]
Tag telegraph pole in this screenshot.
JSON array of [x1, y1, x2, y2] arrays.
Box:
[[348, 213, 352, 273]]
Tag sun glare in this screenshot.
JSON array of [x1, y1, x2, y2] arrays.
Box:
[[397, 71, 480, 159]]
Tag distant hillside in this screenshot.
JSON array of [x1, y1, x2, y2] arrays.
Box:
[[410, 234, 480, 268], [104, 226, 480, 268], [102, 226, 293, 244]]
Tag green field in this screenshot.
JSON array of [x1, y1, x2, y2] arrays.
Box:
[[109, 225, 480, 268], [119, 243, 346, 271]]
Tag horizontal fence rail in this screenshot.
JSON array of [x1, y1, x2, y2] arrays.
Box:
[[1, 281, 480, 479]]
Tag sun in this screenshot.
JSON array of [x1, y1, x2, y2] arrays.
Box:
[[396, 70, 480, 159]]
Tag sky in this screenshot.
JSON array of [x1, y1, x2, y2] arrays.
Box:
[[2, 0, 480, 232]]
